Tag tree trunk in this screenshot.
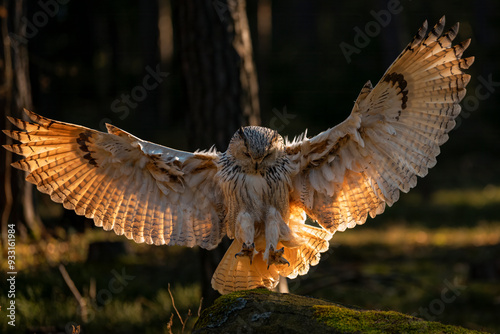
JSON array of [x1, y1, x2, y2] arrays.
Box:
[[174, 0, 260, 307], [0, 0, 44, 249]]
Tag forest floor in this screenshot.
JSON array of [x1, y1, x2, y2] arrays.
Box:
[[1, 185, 500, 333]]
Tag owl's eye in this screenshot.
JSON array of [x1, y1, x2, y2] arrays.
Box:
[[243, 152, 251, 158], [263, 152, 272, 160]]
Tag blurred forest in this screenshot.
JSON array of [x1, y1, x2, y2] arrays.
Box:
[[1, 0, 500, 333]]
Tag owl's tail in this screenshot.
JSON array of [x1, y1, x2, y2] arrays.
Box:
[[211, 240, 274, 295], [211, 224, 332, 295]]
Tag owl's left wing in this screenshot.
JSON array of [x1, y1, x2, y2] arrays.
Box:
[[4, 109, 225, 249], [286, 17, 474, 234]]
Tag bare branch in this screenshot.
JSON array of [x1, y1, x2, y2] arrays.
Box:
[[168, 283, 184, 328], [59, 264, 88, 323], [197, 297, 204, 318], [166, 313, 174, 334]]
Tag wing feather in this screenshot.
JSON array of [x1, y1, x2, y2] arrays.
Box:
[[103, 183, 127, 231], [99, 184, 120, 231], [286, 16, 473, 233], [86, 178, 114, 219], [3, 109, 226, 249]]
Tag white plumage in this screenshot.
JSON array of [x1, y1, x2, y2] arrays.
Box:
[[3, 16, 473, 294]]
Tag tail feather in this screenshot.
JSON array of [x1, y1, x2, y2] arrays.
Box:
[[211, 223, 332, 294], [212, 240, 278, 294]]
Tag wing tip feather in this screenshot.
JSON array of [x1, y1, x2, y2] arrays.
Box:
[[463, 56, 475, 68], [6, 116, 18, 128], [2, 129, 12, 138]]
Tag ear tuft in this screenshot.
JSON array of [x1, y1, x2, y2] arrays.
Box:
[[238, 127, 247, 143]]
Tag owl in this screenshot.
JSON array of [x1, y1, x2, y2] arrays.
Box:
[[3, 17, 473, 294]]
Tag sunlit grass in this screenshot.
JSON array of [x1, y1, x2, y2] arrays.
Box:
[[0, 227, 202, 333], [0, 228, 121, 272], [432, 185, 500, 208], [332, 221, 500, 248]]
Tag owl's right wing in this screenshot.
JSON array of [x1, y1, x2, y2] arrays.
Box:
[[286, 17, 473, 234], [4, 109, 225, 249]]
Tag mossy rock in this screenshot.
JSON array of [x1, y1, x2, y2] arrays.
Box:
[[193, 289, 486, 334]]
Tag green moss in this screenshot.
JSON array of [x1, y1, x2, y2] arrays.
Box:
[[195, 289, 268, 329], [313, 304, 484, 334]]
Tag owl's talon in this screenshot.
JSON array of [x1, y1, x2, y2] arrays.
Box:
[[266, 245, 289, 269], [235, 242, 255, 264]]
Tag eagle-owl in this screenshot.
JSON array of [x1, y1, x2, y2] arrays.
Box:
[[3, 17, 473, 294]]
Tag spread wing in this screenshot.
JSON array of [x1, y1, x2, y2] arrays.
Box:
[[286, 16, 474, 234], [3, 109, 226, 249]]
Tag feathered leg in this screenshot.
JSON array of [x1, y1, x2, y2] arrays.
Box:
[[234, 211, 256, 263]]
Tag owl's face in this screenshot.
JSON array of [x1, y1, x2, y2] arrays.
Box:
[[227, 126, 285, 173]]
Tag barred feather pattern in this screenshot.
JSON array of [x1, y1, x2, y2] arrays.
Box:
[[3, 109, 226, 249], [286, 16, 474, 233]]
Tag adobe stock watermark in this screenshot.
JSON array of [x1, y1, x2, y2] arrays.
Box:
[[9, 0, 71, 45], [6, 224, 17, 327], [87, 267, 135, 317], [412, 278, 466, 321], [268, 106, 296, 132], [212, 0, 236, 22], [339, 0, 404, 64], [64, 266, 135, 331], [287, 242, 338, 293], [100, 65, 169, 131], [455, 73, 499, 129]]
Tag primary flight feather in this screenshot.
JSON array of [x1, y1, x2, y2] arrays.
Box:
[[3, 16, 473, 294]]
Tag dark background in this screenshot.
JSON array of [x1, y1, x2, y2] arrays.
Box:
[[1, 0, 499, 333]]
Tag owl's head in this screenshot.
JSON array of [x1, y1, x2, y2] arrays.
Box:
[[227, 126, 285, 173]]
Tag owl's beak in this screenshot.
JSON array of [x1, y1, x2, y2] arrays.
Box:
[[252, 156, 264, 171]]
